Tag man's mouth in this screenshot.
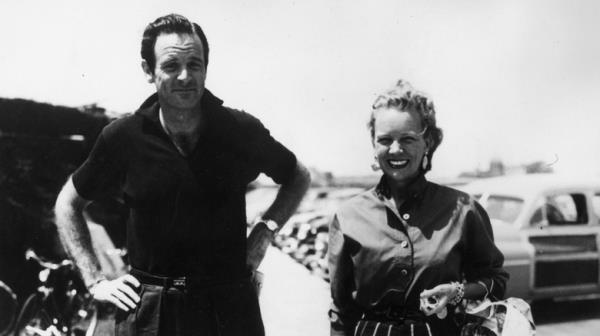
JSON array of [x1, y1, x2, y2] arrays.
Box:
[[388, 159, 409, 169]]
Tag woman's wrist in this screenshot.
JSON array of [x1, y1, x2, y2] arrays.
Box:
[[448, 282, 465, 305]]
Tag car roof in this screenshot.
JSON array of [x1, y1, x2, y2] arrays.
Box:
[[460, 174, 600, 199]]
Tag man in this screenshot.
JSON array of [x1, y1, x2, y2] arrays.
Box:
[[55, 14, 310, 336]]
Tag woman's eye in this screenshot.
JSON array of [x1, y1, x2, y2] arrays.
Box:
[[401, 136, 417, 143], [377, 138, 392, 145]]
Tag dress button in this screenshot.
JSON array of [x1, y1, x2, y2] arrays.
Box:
[[402, 213, 410, 220], [400, 241, 409, 248], [400, 269, 409, 276]]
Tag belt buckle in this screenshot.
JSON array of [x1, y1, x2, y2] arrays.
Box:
[[172, 277, 186, 288], [385, 307, 405, 321], [385, 307, 396, 319]]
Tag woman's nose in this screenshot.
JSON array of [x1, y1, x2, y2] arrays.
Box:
[[389, 141, 404, 153]]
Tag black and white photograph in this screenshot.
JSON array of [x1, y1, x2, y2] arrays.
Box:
[[1, 1, 599, 335]]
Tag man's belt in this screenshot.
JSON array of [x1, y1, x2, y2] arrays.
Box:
[[130, 268, 248, 290]]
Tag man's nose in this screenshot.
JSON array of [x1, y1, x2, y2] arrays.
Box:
[[177, 68, 191, 82]]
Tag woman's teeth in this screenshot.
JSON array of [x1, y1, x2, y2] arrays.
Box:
[[388, 160, 408, 168]]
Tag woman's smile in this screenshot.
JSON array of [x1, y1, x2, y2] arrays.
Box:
[[387, 159, 409, 169]]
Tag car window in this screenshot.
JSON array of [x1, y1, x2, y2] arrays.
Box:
[[593, 193, 600, 223], [484, 195, 524, 224], [530, 193, 588, 226]]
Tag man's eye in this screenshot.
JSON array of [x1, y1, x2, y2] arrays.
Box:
[[189, 62, 203, 70], [162, 63, 178, 71]]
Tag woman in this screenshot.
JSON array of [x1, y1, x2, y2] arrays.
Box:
[[328, 80, 508, 336]]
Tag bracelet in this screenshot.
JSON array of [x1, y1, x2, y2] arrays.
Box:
[[448, 281, 465, 306]]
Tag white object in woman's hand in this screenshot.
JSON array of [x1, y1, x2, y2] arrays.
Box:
[[420, 283, 456, 318], [419, 295, 447, 318]]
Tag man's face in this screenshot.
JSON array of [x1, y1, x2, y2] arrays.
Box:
[[144, 32, 206, 110]]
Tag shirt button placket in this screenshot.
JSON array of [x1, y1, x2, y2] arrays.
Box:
[[400, 214, 411, 248], [399, 212, 412, 285]]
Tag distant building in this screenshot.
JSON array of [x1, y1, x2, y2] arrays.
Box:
[[459, 159, 553, 179]]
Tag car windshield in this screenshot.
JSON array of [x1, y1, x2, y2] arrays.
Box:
[[484, 195, 524, 224]]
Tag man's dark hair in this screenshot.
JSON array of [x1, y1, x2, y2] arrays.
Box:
[[141, 14, 209, 72]]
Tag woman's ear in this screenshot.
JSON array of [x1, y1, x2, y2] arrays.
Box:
[[424, 137, 433, 154]]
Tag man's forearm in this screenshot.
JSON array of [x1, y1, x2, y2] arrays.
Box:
[[56, 207, 104, 287], [246, 161, 310, 271], [261, 161, 311, 225], [55, 182, 104, 287]]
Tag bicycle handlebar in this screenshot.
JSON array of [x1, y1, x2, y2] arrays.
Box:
[[25, 249, 73, 271]]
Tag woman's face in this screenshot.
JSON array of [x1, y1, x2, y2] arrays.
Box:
[[373, 108, 429, 188]]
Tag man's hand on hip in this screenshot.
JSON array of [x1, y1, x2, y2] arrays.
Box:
[[89, 274, 141, 312]]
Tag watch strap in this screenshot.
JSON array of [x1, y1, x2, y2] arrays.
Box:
[[255, 218, 280, 234]]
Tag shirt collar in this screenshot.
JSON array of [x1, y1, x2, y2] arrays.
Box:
[[374, 173, 428, 201], [135, 88, 224, 123]]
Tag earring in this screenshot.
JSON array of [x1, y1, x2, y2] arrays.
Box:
[[371, 158, 380, 171], [422, 152, 429, 170]]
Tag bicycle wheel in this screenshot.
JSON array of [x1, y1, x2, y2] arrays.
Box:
[[0, 281, 17, 336], [70, 307, 98, 336], [13, 294, 53, 336]]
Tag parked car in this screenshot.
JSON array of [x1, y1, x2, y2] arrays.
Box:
[[266, 187, 364, 280], [460, 174, 600, 301]]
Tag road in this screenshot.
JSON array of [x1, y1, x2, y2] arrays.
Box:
[[534, 299, 600, 336], [260, 246, 330, 335]]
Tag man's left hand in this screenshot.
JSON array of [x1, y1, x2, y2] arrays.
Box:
[[246, 223, 274, 272]]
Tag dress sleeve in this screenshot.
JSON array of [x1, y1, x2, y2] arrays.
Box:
[[463, 200, 509, 301], [72, 131, 123, 201], [328, 214, 361, 336]]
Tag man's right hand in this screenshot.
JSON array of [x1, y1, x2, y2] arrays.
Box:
[[89, 274, 141, 312]]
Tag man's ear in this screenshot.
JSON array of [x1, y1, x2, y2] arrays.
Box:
[[141, 60, 155, 84]]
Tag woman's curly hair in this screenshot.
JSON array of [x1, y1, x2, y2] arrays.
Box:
[[367, 79, 443, 172]]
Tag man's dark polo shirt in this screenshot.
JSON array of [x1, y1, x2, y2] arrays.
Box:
[[73, 90, 297, 278]]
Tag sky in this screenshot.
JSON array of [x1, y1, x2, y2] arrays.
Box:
[[1, 0, 599, 178]]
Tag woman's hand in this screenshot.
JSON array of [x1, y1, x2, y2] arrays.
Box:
[[419, 283, 459, 317]]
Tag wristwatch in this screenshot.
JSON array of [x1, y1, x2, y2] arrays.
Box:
[[254, 218, 280, 235]]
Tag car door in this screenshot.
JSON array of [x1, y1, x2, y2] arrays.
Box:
[[526, 189, 600, 298]]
